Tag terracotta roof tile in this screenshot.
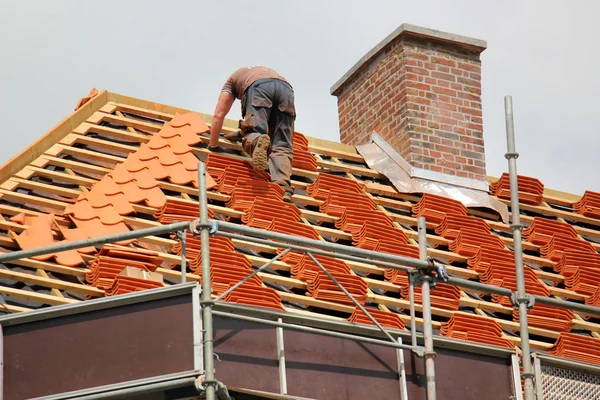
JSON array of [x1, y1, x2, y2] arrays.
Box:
[[306, 173, 362, 200], [154, 197, 214, 224], [449, 228, 505, 257], [242, 199, 302, 225], [548, 333, 600, 365], [320, 188, 377, 217], [573, 190, 600, 219], [440, 313, 515, 348], [412, 193, 467, 224], [64, 198, 131, 244], [206, 154, 269, 194], [270, 220, 321, 240], [352, 220, 409, 245], [522, 217, 578, 245], [540, 234, 596, 261], [227, 179, 284, 211], [490, 173, 544, 205], [105, 275, 164, 296], [281, 251, 351, 282], [89, 176, 136, 215], [217, 282, 285, 311], [54, 223, 97, 254], [467, 245, 515, 273], [585, 286, 600, 308], [514, 304, 573, 333], [9, 214, 85, 267], [86, 247, 161, 290], [435, 215, 490, 240], [348, 307, 405, 330], [110, 164, 143, 194], [168, 112, 210, 135], [306, 271, 368, 305], [127, 168, 167, 209], [335, 209, 394, 233], [290, 132, 318, 171]]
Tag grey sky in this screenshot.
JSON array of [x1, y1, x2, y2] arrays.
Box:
[[1, 0, 598, 195]]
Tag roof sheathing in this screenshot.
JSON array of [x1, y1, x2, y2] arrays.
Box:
[[1, 91, 600, 367]]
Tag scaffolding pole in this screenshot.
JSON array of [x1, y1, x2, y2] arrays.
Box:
[[198, 162, 217, 400], [505, 95, 534, 400], [418, 217, 436, 400]]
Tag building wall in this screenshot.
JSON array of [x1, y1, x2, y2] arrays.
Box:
[[334, 31, 487, 181]]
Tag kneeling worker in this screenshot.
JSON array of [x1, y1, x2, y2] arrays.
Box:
[[208, 66, 296, 202]]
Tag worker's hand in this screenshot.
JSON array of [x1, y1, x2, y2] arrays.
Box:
[[208, 145, 226, 153]]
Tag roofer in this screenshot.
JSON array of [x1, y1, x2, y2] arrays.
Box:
[[208, 66, 296, 202]]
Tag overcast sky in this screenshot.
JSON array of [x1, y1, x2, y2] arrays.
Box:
[[1, 1, 598, 195]]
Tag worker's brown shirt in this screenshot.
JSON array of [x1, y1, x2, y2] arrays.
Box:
[[221, 66, 291, 100]]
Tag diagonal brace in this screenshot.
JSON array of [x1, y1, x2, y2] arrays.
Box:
[[306, 252, 398, 345]]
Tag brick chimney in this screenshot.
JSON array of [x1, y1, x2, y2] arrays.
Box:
[[331, 24, 487, 182]]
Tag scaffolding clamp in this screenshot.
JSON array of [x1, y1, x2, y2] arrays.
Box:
[[412, 346, 426, 358], [511, 292, 535, 310], [505, 151, 519, 160], [196, 377, 232, 400], [191, 219, 219, 236], [418, 258, 448, 289]]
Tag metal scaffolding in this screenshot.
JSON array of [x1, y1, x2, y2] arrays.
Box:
[[0, 96, 599, 399]]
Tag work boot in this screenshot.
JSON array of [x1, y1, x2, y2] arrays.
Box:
[[251, 134, 270, 172], [224, 130, 243, 143], [283, 191, 293, 203]]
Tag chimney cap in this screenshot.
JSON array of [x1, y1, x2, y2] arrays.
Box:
[[330, 23, 487, 96]]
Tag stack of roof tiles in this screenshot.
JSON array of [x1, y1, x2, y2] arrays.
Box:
[[154, 197, 214, 224], [548, 333, 600, 365], [283, 251, 352, 282], [280, 251, 366, 305], [85, 246, 163, 295], [440, 313, 515, 348], [291, 132, 318, 171], [412, 193, 467, 224], [306, 271, 368, 305], [572, 191, 600, 219], [513, 303, 573, 332], [310, 174, 416, 259], [347, 306, 405, 330], [489, 173, 544, 205], [171, 232, 284, 311]]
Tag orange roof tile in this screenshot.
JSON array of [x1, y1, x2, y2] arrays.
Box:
[[522, 217, 578, 245], [412, 193, 467, 224], [435, 215, 490, 240], [548, 333, 600, 365], [306, 173, 362, 200], [490, 173, 544, 205], [10, 214, 85, 267], [348, 307, 405, 330], [573, 190, 600, 219], [440, 313, 515, 348]]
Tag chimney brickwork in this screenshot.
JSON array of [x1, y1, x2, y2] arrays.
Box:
[[331, 24, 487, 181]]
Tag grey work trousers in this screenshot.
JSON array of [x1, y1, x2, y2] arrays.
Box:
[[241, 78, 296, 193]]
